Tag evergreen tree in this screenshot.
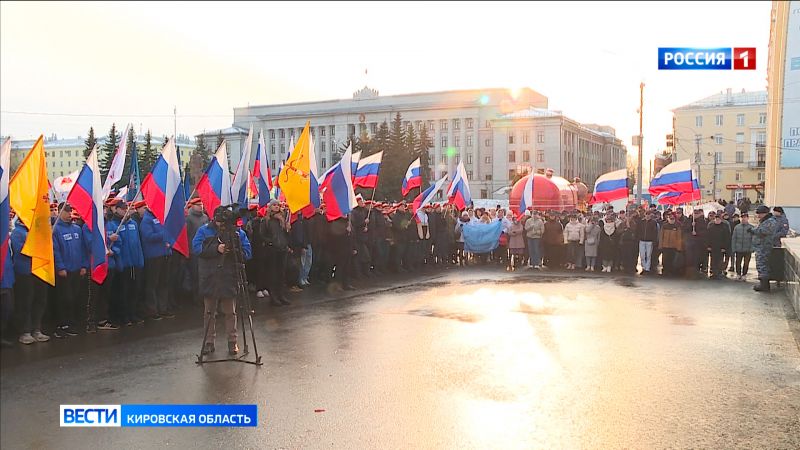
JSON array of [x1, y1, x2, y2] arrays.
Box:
[[84, 126, 97, 158], [375, 121, 390, 151], [415, 125, 432, 188], [100, 123, 120, 179], [140, 129, 157, 175], [375, 112, 412, 201], [194, 134, 210, 167]]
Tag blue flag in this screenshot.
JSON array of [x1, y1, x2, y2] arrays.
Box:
[[126, 139, 141, 202], [462, 220, 503, 254]]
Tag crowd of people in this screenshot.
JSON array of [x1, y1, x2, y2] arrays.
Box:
[[0, 193, 792, 354]]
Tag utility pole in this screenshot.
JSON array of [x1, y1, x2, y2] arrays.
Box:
[[636, 82, 644, 205], [173, 106, 177, 143], [695, 136, 702, 200]]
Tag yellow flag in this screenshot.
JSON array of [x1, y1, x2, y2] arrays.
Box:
[[278, 122, 311, 213], [9, 136, 55, 285]]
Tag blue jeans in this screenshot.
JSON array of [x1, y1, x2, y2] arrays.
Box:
[[527, 238, 542, 266], [300, 245, 313, 282]]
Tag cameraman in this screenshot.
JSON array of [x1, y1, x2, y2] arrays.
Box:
[[192, 206, 252, 356]]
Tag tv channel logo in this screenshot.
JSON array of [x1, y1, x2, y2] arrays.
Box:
[[658, 48, 756, 70], [61, 405, 121, 427]]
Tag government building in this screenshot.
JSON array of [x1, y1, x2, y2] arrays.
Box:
[[199, 86, 627, 200]]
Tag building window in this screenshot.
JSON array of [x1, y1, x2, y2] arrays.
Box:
[[507, 169, 515, 179], [715, 134, 723, 145], [758, 113, 767, 125], [756, 132, 766, 145], [508, 151, 516, 162], [466, 118, 473, 129], [440, 154, 447, 164], [508, 133, 515, 144], [321, 141, 326, 152], [696, 116, 703, 127], [441, 137, 448, 147], [484, 156, 492, 164], [736, 132, 745, 144], [454, 136, 461, 147], [330, 125, 336, 136], [484, 138, 491, 147], [467, 170, 473, 180], [715, 152, 723, 163], [735, 171, 742, 181], [736, 114, 745, 127], [269, 129, 275, 139], [480, 189, 488, 199], [281, 144, 285, 153], [715, 114, 723, 126], [536, 150, 545, 162], [59, 151, 63, 158], [270, 145, 275, 154], [466, 153, 473, 164], [66, 150, 71, 157], [321, 158, 327, 169], [453, 119, 460, 130], [280, 129, 285, 138], [67, 161, 71, 167], [485, 174, 492, 181], [523, 150, 530, 162], [428, 120, 434, 131], [485, 120, 491, 128], [320, 127, 326, 137], [715, 170, 722, 182], [537, 131, 544, 143], [440, 119, 448, 131], [522, 132, 530, 144], [466, 135, 473, 147], [758, 171, 765, 182], [271, 160, 276, 170], [736, 151, 744, 163]]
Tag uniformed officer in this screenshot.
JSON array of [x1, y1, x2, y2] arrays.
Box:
[[749, 205, 778, 292]]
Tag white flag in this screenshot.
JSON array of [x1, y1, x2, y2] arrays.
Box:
[[102, 125, 129, 197]]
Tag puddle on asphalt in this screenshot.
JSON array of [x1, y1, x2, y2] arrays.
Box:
[[460, 277, 570, 286], [406, 308, 482, 323], [667, 314, 697, 326], [614, 277, 638, 288]]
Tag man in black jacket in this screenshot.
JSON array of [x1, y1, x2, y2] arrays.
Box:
[[683, 209, 709, 278], [707, 214, 732, 280], [192, 206, 252, 356], [262, 200, 291, 306], [636, 211, 659, 275]]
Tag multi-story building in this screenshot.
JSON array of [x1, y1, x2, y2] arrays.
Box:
[[765, 0, 799, 226], [199, 87, 626, 200], [8, 134, 196, 182], [672, 88, 767, 203]]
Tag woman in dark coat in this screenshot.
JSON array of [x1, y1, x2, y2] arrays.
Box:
[[598, 214, 620, 272], [618, 218, 639, 274]]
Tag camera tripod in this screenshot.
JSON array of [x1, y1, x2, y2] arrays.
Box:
[[196, 224, 262, 366]]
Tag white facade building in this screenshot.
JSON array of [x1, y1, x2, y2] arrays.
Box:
[[200, 87, 626, 199]]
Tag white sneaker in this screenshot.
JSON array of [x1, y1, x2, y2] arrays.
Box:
[[18, 333, 35, 345], [32, 330, 50, 342], [256, 290, 265, 298]]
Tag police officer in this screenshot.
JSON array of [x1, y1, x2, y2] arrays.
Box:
[[749, 205, 778, 292]]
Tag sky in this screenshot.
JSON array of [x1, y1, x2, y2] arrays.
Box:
[[0, 1, 772, 163]]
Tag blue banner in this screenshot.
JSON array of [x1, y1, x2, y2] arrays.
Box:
[[462, 220, 503, 254], [121, 404, 257, 427]]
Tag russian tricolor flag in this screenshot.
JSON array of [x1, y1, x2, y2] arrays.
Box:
[[253, 130, 273, 208], [412, 174, 449, 216], [232, 126, 254, 208], [446, 161, 471, 211], [656, 178, 701, 205], [401, 158, 422, 197], [0, 138, 11, 280], [518, 173, 535, 217], [66, 146, 108, 283], [140, 137, 189, 257], [321, 143, 357, 221], [354, 151, 382, 189], [648, 159, 698, 197], [589, 168, 629, 204], [196, 141, 233, 215]]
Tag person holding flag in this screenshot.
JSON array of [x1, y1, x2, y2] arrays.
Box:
[[253, 130, 273, 208], [401, 158, 422, 198], [231, 127, 254, 214], [10, 136, 55, 344], [50, 202, 89, 338], [102, 125, 129, 198], [446, 161, 471, 211], [0, 138, 13, 347]]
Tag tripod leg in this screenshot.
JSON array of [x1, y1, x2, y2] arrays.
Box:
[[197, 298, 217, 364], [238, 298, 249, 355], [247, 310, 261, 364]]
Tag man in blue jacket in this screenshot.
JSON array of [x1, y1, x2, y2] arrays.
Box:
[[52, 203, 88, 338], [193, 206, 252, 356], [11, 219, 51, 344], [1, 244, 15, 347], [137, 202, 174, 320], [108, 199, 145, 326]]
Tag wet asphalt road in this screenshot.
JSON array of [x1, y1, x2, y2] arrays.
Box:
[[2, 267, 800, 449]]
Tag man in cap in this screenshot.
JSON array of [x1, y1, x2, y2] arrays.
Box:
[[139, 202, 175, 320], [748, 205, 778, 292], [51, 202, 88, 338], [107, 199, 145, 326]]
